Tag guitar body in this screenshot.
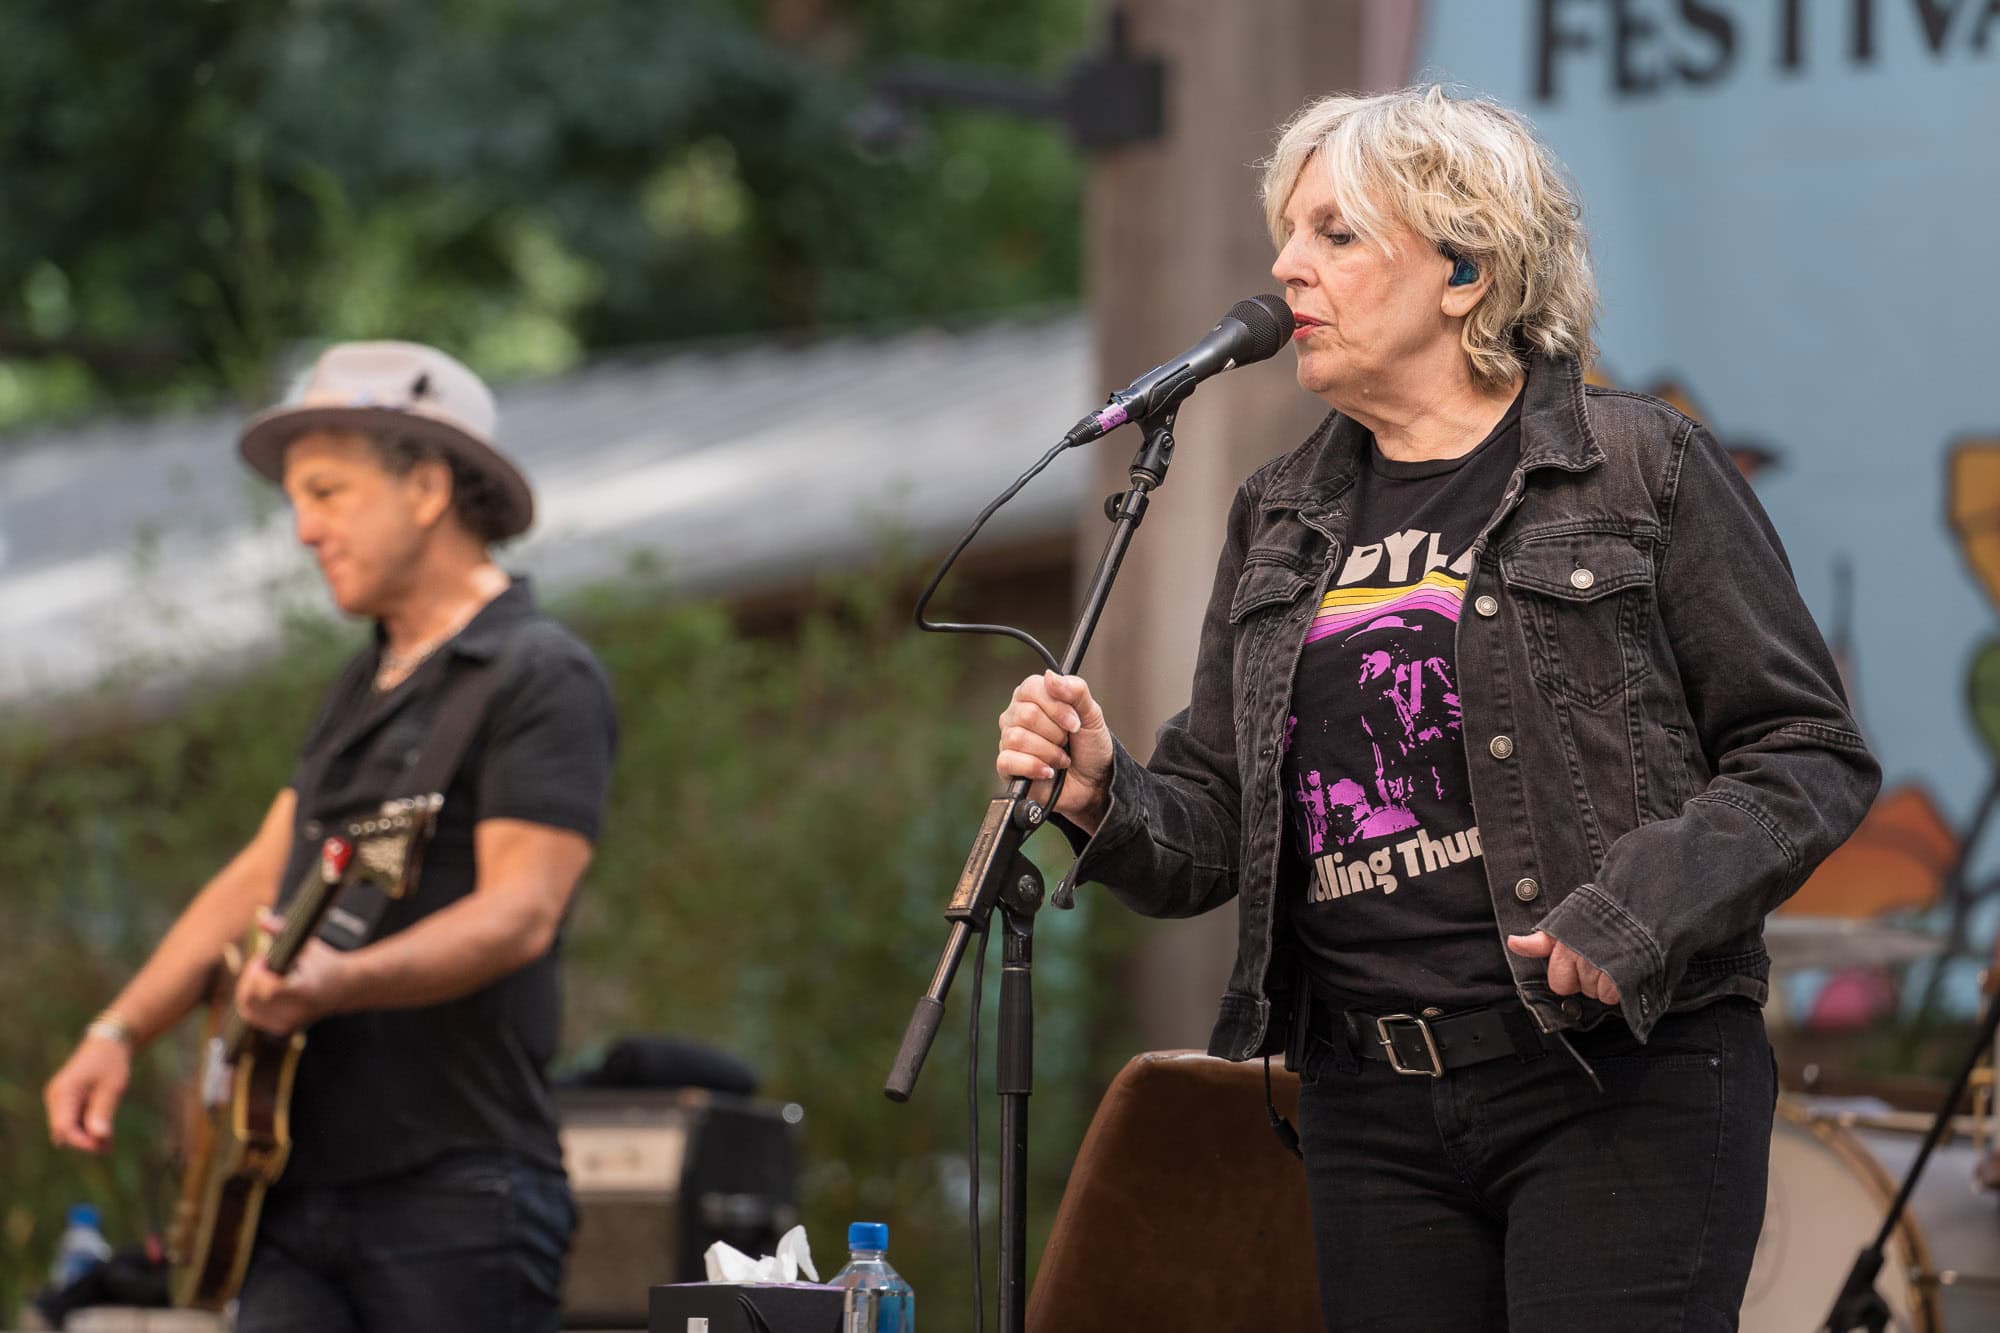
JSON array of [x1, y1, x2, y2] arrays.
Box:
[[167, 965, 305, 1310], [164, 795, 441, 1311]]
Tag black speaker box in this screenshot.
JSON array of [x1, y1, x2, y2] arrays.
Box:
[[558, 1088, 802, 1329]]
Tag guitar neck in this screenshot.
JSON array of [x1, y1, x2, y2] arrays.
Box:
[[220, 838, 353, 1058], [262, 859, 344, 976]]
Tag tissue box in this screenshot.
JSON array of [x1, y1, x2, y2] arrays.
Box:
[[649, 1282, 844, 1333]]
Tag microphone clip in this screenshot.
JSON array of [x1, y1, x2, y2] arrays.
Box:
[[1129, 406, 1178, 489]]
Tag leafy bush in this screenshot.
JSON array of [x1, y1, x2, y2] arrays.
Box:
[[0, 0, 1088, 425]]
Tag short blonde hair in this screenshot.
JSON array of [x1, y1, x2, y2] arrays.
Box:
[[1261, 84, 1598, 388]]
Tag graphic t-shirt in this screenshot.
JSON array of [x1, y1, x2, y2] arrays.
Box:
[[1283, 389, 1523, 1010]]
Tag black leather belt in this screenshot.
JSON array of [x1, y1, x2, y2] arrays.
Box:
[[1307, 1001, 1547, 1078]]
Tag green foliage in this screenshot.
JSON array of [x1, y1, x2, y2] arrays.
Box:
[[0, 573, 1133, 1328], [1969, 636, 2000, 762], [0, 0, 1088, 427]]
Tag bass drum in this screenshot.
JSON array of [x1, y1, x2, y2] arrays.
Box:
[[1743, 1098, 2000, 1331]]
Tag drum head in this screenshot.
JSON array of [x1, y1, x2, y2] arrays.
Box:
[[1743, 1102, 1931, 1331]]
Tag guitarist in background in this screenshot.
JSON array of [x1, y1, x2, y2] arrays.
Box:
[[42, 341, 619, 1333]]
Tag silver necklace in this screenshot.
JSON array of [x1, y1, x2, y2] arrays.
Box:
[[374, 600, 484, 690]]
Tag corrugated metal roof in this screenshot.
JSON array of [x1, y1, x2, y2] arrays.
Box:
[[0, 314, 1094, 701]]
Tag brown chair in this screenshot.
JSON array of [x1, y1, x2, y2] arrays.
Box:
[[1027, 1050, 1321, 1331]]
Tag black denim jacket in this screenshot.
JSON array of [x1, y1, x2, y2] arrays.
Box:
[[1067, 355, 1880, 1058]]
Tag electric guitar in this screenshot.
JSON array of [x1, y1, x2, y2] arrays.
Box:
[[166, 793, 443, 1310]]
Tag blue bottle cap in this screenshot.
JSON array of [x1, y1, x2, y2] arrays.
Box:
[[848, 1221, 888, 1251], [66, 1204, 101, 1229]]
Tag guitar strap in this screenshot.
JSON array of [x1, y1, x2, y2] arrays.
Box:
[[313, 636, 526, 950]]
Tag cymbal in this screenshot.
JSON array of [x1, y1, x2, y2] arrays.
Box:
[[1764, 916, 1944, 972]]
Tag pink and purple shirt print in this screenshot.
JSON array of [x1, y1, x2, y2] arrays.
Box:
[[1289, 559, 1471, 865]]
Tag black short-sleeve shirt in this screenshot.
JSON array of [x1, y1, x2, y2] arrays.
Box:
[[273, 578, 618, 1188], [1282, 391, 1522, 1012]]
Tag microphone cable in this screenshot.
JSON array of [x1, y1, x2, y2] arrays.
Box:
[[913, 294, 1290, 662], [912, 433, 1075, 669]]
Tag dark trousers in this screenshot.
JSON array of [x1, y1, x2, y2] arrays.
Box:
[[1296, 997, 1776, 1332], [235, 1150, 575, 1333]]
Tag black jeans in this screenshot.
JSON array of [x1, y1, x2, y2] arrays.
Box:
[[1296, 997, 1775, 1332], [235, 1150, 574, 1333]]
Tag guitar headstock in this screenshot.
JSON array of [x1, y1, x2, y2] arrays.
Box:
[[340, 793, 444, 901], [231, 794, 448, 1030]]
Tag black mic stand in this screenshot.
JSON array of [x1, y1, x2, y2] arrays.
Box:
[[1821, 979, 2000, 1331], [884, 408, 1180, 1333]]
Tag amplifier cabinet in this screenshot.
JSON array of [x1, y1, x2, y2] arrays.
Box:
[[557, 1088, 802, 1329]]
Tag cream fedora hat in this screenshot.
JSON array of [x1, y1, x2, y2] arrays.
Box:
[[238, 341, 534, 539]]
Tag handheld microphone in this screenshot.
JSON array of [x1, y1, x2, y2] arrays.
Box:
[[1064, 295, 1294, 446]]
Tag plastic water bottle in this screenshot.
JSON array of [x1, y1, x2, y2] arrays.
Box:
[[830, 1221, 914, 1333], [49, 1203, 113, 1289]]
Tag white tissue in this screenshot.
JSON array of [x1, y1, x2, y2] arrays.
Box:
[[779, 1224, 819, 1282], [701, 1225, 819, 1284], [702, 1240, 761, 1283]]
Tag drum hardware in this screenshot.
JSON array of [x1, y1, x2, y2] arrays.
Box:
[[1911, 1271, 2000, 1294], [1971, 963, 2000, 1188], [1764, 917, 1945, 974], [1805, 1103, 1986, 1143], [1821, 986, 2000, 1331], [1973, 1064, 1997, 1190]]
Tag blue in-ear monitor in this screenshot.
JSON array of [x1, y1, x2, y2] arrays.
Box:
[[1448, 255, 1479, 287]]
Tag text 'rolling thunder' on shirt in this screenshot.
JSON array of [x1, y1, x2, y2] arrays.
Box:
[[1282, 386, 1524, 1013]]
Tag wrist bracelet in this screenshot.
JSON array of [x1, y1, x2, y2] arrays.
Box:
[[86, 1014, 135, 1047]]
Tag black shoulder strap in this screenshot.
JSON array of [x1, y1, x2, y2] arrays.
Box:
[[398, 634, 527, 801], [314, 635, 527, 950]]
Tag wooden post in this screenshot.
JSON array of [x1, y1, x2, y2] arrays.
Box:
[[1077, 1, 1390, 1050]]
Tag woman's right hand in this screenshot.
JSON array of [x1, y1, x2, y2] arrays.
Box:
[[997, 671, 1115, 834]]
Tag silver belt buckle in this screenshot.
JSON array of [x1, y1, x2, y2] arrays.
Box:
[[1375, 1013, 1444, 1078]]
